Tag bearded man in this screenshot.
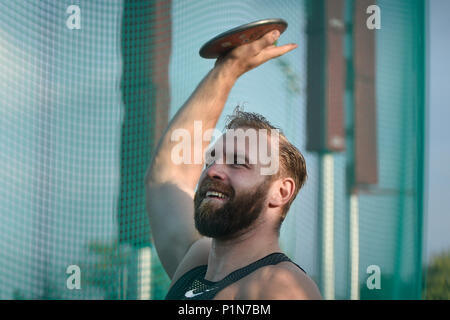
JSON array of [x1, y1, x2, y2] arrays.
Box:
[[145, 29, 321, 300]]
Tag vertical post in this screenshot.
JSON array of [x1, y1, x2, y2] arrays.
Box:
[[307, 0, 346, 299], [119, 0, 172, 298], [353, 0, 378, 186], [138, 247, 152, 300], [119, 0, 171, 246], [349, 193, 359, 299], [349, 0, 378, 299], [321, 154, 335, 299]]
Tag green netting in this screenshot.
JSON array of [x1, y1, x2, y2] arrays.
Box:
[[0, 0, 424, 299]]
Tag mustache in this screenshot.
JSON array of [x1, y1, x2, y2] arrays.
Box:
[[197, 178, 235, 199]]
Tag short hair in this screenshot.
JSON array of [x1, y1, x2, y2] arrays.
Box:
[[224, 107, 307, 226]]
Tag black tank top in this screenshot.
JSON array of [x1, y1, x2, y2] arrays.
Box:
[[165, 252, 306, 300]]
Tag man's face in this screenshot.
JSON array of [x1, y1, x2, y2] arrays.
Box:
[[193, 130, 273, 240]]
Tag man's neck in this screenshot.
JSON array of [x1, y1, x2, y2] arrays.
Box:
[[204, 226, 281, 282]]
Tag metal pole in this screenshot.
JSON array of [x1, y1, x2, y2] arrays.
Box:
[[349, 193, 360, 299], [321, 154, 335, 299], [138, 247, 152, 300]]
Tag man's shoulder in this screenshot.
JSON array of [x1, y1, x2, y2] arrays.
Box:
[[241, 261, 322, 300], [169, 237, 211, 288]]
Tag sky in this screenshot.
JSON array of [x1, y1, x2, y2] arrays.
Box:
[[426, 0, 450, 261]]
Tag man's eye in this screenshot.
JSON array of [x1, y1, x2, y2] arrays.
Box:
[[232, 157, 247, 167]]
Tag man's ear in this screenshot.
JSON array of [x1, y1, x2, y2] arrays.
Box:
[[268, 177, 295, 208]]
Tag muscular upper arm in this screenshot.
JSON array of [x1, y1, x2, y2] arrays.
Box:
[[145, 180, 204, 279]]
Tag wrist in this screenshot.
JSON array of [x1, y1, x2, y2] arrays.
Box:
[[212, 58, 240, 85]]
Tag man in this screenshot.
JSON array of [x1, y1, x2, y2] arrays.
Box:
[[144, 29, 322, 300]]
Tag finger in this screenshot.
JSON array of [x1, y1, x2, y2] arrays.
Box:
[[244, 30, 281, 56], [253, 43, 298, 65]]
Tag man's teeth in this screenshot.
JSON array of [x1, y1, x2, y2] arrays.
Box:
[[206, 191, 227, 199]]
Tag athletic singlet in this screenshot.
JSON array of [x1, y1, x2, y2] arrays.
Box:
[[165, 252, 306, 300]]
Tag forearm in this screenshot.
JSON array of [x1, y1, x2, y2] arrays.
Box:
[[145, 62, 237, 190]]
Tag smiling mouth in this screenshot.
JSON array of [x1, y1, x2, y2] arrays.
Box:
[[204, 190, 229, 200]]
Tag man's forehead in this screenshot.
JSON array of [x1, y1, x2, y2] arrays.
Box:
[[212, 128, 272, 149], [207, 127, 278, 162], [204, 127, 280, 176]]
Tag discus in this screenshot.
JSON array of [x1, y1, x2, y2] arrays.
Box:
[[199, 18, 288, 59]]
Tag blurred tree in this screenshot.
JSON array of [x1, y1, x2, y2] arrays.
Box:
[[79, 240, 131, 299], [423, 250, 450, 300], [360, 273, 418, 300]]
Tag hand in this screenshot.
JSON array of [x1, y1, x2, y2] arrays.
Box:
[[214, 30, 298, 80]]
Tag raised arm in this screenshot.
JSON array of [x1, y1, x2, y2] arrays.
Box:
[[144, 30, 297, 279]]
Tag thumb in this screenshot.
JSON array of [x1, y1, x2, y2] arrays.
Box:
[[254, 43, 298, 65]]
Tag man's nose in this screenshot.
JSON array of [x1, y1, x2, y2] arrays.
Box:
[[205, 161, 227, 181]]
